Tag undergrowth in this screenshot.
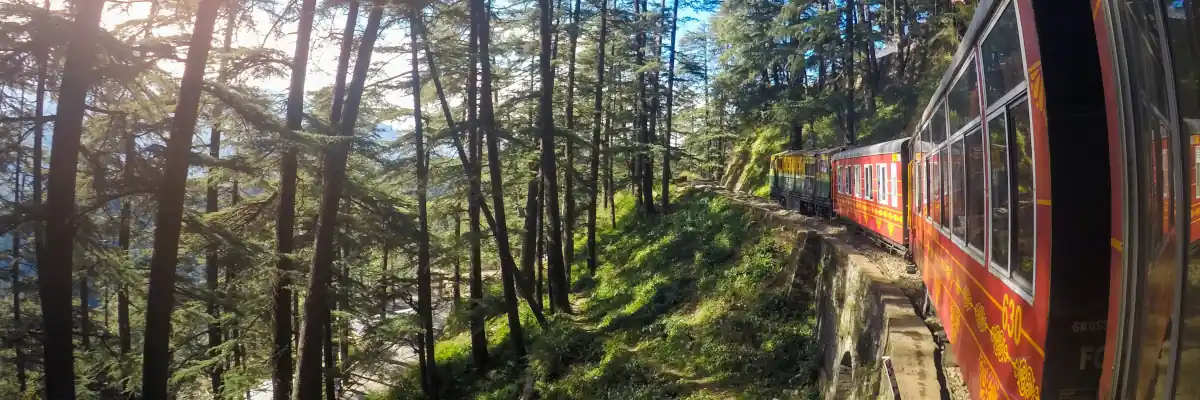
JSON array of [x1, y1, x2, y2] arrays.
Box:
[[376, 189, 820, 399]]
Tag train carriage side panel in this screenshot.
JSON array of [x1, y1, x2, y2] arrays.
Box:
[[833, 139, 909, 249], [908, 0, 1111, 396]]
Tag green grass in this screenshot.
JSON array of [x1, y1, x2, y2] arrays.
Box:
[[377, 189, 820, 399]]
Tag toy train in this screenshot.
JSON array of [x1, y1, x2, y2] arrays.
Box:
[[770, 0, 1200, 397]]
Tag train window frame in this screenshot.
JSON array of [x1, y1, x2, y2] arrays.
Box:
[[979, 0, 1030, 109], [964, 127, 987, 261], [982, 96, 1036, 301], [866, 164, 874, 200], [879, 164, 889, 206], [932, 102, 949, 144], [891, 162, 900, 208], [855, 165, 862, 198], [948, 55, 983, 136], [950, 137, 968, 246]]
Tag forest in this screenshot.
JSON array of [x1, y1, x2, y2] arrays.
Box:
[[0, 0, 970, 397]]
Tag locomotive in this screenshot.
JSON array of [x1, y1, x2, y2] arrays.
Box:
[[770, 0, 1200, 397]]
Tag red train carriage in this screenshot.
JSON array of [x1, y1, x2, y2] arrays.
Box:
[[1092, 0, 1200, 396], [832, 139, 910, 252], [907, 0, 1112, 397]]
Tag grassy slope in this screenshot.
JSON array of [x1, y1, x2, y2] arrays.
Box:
[[378, 189, 819, 399]]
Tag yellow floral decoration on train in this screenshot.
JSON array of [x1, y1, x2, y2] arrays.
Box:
[[1029, 61, 1045, 112], [1014, 358, 1040, 399], [979, 361, 1001, 400]]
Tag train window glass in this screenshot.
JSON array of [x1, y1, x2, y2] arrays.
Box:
[[988, 114, 1010, 271], [936, 148, 945, 225], [933, 103, 948, 144], [943, 147, 952, 227], [866, 165, 874, 200], [966, 128, 986, 252], [925, 159, 932, 217], [879, 164, 889, 205], [981, 1, 1024, 106], [951, 139, 967, 240], [1163, 2, 1200, 393], [891, 162, 899, 207], [1115, 1, 1180, 391], [915, 162, 922, 215], [948, 59, 981, 134], [855, 165, 862, 198], [1010, 100, 1034, 289]]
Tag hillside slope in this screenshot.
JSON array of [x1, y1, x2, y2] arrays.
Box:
[[377, 189, 822, 399]]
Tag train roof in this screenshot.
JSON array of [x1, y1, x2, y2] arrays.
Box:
[[771, 147, 844, 158], [832, 138, 909, 160]]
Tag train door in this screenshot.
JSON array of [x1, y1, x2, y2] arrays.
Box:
[[1097, 0, 1200, 396]]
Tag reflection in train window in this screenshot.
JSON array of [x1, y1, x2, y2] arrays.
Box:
[[855, 165, 862, 198], [868, 163, 878, 199], [879, 164, 889, 205], [933, 103, 948, 144], [951, 139, 967, 240], [1165, 0, 1200, 393], [949, 59, 981, 134], [1010, 99, 1035, 289], [988, 114, 1010, 271], [981, 0, 1024, 106], [966, 128, 986, 252]]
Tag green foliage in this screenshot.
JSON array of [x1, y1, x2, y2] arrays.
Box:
[[378, 189, 820, 399]]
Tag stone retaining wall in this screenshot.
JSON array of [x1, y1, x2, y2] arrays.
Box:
[[705, 186, 939, 400]]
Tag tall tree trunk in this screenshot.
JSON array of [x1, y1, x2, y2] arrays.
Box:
[[419, 19, 545, 325], [521, 171, 543, 286], [476, 0, 529, 358], [537, 191, 547, 310], [844, 0, 857, 145], [80, 268, 90, 349], [662, 0, 678, 211], [142, 0, 224, 396], [587, 0, 608, 274], [539, 0, 572, 313], [650, 0, 664, 209], [10, 142, 24, 393], [454, 212, 463, 308], [294, 7, 383, 399], [118, 116, 133, 358], [412, 9, 440, 398], [634, 0, 656, 215], [206, 7, 237, 394], [273, 0, 321, 396], [466, 0, 490, 368], [39, 0, 106, 395], [563, 0, 582, 282], [324, 296, 336, 400]]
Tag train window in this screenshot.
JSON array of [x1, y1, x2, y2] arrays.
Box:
[[942, 147, 952, 227], [951, 139, 967, 240], [933, 151, 945, 227], [1172, 18, 1200, 395], [933, 103, 948, 144], [948, 58, 981, 134], [914, 162, 922, 215], [855, 165, 862, 198], [988, 113, 1010, 271], [891, 162, 899, 208], [879, 164, 888, 205], [1011, 100, 1035, 289], [925, 159, 932, 217], [866, 165, 874, 200], [966, 128, 986, 252], [981, 0, 1024, 106]]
